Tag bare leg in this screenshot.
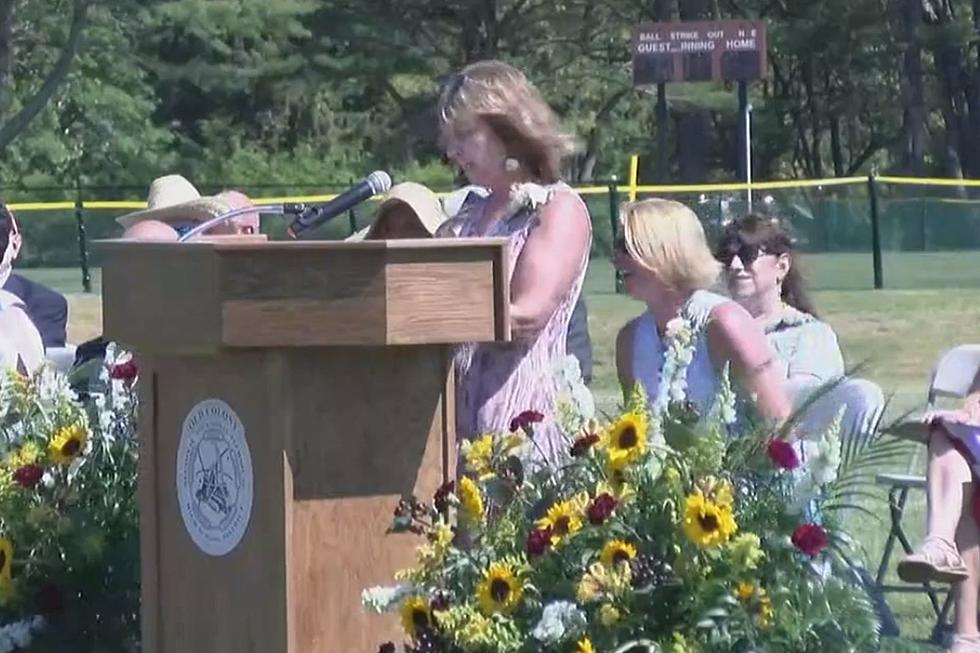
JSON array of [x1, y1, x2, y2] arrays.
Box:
[[898, 429, 971, 586], [955, 496, 980, 638], [925, 430, 980, 641], [928, 430, 973, 543]]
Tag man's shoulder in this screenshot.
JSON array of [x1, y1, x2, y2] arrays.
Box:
[[6, 273, 66, 306], [2, 272, 29, 298]]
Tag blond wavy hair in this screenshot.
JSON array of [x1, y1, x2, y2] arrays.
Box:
[[621, 199, 721, 292], [437, 60, 574, 184]]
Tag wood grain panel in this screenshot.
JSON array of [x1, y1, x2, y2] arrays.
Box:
[[219, 248, 387, 301], [151, 353, 289, 653], [138, 359, 160, 653], [385, 259, 497, 344], [100, 245, 220, 354], [284, 346, 452, 651], [221, 299, 387, 346]]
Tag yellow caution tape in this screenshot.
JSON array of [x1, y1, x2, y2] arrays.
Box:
[[9, 175, 980, 212]]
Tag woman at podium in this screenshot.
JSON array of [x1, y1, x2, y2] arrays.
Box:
[[435, 60, 592, 465]]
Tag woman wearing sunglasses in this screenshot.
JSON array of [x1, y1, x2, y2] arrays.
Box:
[[613, 199, 790, 423], [715, 215, 844, 385]]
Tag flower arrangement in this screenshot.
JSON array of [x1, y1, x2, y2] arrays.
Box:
[[0, 344, 140, 652], [364, 318, 900, 653]]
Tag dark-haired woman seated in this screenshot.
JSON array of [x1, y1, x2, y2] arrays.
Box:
[[715, 216, 885, 442]]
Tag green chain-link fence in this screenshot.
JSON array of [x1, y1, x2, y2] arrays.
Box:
[[6, 173, 980, 294]]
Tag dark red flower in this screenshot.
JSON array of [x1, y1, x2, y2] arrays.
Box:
[[792, 523, 829, 557], [433, 481, 455, 514], [767, 438, 800, 470], [587, 493, 618, 525], [12, 464, 43, 489], [430, 592, 451, 611], [510, 410, 544, 433], [110, 360, 138, 382], [570, 433, 601, 457], [526, 526, 553, 556], [35, 582, 65, 616]]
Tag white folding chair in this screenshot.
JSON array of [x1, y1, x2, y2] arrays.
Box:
[[875, 344, 980, 642]]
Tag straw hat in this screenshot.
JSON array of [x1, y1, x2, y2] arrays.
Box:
[[366, 182, 447, 238], [347, 182, 448, 241], [116, 175, 239, 229]]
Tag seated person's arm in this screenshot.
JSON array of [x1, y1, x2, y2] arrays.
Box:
[[707, 303, 792, 423], [786, 322, 845, 383]]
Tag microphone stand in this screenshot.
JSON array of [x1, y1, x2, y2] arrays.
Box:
[[176, 205, 298, 243]]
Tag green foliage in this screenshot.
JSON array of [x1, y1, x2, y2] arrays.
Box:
[[0, 345, 140, 651], [365, 349, 886, 653], [3, 0, 980, 220]]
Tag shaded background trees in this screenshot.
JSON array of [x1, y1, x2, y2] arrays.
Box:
[[2, 0, 980, 193]]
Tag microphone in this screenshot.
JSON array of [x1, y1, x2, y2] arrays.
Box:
[[287, 171, 392, 238]]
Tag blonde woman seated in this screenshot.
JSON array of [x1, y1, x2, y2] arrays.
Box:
[[614, 199, 790, 422], [898, 372, 980, 653]]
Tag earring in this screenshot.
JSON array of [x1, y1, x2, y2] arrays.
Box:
[[504, 157, 520, 172]]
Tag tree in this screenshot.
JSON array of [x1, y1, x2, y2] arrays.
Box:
[[0, 0, 93, 151]]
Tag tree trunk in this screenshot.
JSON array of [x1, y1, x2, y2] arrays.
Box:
[[892, 0, 927, 174], [802, 56, 823, 178], [574, 89, 629, 183], [0, 0, 13, 114], [829, 112, 845, 177], [0, 0, 92, 152]]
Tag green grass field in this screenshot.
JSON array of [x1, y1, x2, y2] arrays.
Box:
[[21, 250, 980, 651]]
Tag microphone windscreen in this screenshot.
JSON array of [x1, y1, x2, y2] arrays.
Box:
[[367, 171, 393, 195]]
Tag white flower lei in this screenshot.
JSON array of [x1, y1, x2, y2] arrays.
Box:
[[508, 182, 552, 217], [651, 314, 699, 415]]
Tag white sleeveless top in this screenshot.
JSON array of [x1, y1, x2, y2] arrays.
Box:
[[631, 290, 728, 415]]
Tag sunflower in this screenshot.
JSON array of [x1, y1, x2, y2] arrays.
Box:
[[461, 434, 495, 480], [7, 441, 41, 468], [576, 637, 597, 653], [536, 493, 587, 546], [399, 595, 432, 638], [576, 561, 632, 604], [682, 489, 737, 548], [476, 562, 523, 615], [601, 412, 648, 466], [458, 476, 485, 524], [697, 476, 734, 509], [736, 582, 773, 627], [0, 537, 12, 599], [599, 603, 621, 625], [48, 423, 88, 465], [599, 540, 637, 568]]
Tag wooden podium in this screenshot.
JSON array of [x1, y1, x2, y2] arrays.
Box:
[[99, 239, 510, 652]]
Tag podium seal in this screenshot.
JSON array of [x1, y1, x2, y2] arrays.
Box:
[[176, 398, 254, 556]]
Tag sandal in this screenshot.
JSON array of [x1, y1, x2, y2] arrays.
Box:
[[950, 635, 980, 653], [898, 536, 969, 584]]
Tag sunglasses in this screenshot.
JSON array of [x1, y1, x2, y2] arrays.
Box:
[[715, 242, 771, 267]]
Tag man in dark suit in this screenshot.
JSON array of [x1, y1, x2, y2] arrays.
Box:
[[0, 204, 69, 349]]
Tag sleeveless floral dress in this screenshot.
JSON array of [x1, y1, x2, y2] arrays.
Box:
[[438, 182, 592, 464]]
